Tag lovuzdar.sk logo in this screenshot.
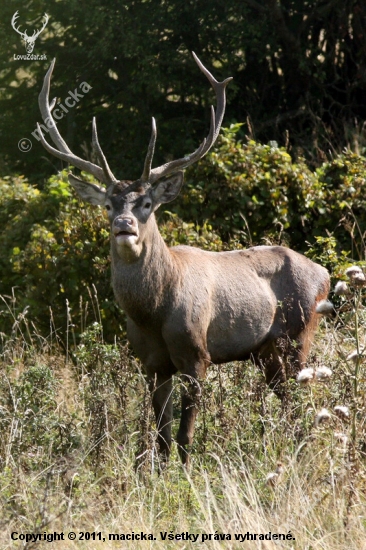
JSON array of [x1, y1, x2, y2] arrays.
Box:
[[11, 10, 48, 58]]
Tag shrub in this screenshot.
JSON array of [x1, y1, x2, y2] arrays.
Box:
[[180, 124, 323, 248], [2, 133, 366, 342], [180, 126, 366, 264], [0, 363, 81, 469], [316, 150, 366, 259], [0, 173, 118, 340]]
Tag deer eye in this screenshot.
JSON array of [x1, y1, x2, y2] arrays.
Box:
[[144, 202, 151, 209], [105, 204, 111, 211]]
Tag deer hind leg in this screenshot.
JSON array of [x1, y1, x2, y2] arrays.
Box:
[[148, 374, 173, 466], [253, 340, 287, 400], [285, 308, 320, 379]]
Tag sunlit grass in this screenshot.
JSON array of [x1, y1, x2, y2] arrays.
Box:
[[0, 284, 366, 549]]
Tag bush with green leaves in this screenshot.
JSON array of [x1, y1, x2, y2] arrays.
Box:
[[2, 132, 366, 342], [181, 124, 323, 248], [0, 173, 117, 340], [315, 150, 366, 259], [0, 363, 81, 469], [181, 126, 366, 261]]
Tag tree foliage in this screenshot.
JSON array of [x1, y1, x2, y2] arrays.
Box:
[[1, 0, 366, 182]]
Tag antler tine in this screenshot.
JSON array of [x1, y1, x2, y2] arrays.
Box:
[[92, 118, 118, 185], [38, 60, 110, 185], [191, 51, 233, 155], [148, 108, 215, 185], [140, 117, 157, 183], [38, 59, 69, 155], [36, 122, 112, 183], [148, 52, 232, 185]]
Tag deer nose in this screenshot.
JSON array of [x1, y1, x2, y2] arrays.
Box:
[[113, 216, 138, 236]]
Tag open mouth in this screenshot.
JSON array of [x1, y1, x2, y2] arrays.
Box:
[[115, 230, 136, 237], [114, 229, 138, 242]]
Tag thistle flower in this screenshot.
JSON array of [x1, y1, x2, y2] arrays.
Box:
[[345, 265, 366, 287], [315, 300, 334, 315], [351, 272, 366, 286], [334, 405, 350, 420], [315, 408, 331, 427], [266, 472, 279, 486], [315, 366, 332, 381], [345, 265, 362, 277], [334, 281, 349, 296], [266, 463, 283, 487], [297, 367, 314, 385]]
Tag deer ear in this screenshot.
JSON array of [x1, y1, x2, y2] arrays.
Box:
[[151, 171, 184, 205], [68, 173, 106, 205]]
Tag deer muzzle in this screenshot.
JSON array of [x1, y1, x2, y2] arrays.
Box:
[[113, 217, 139, 245]]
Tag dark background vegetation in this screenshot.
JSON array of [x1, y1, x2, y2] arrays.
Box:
[[1, 0, 366, 340], [1, 0, 366, 180]]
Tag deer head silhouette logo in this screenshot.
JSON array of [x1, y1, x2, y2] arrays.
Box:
[[12, 11, 49, 54]]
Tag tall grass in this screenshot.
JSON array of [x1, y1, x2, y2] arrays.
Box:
[[0, 279, 365, 549]]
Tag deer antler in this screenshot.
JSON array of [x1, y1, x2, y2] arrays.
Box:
[[140, 52, 233, 185], [37, 59, 117, 186], [38, 54, 232, 189]]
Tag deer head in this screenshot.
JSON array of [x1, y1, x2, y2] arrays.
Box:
[[37, 54, 232, 258], [12, 11, 48, 54]]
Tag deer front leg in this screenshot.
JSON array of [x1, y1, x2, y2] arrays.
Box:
[[176, 376, 200, 465], [176, 360, 208, 466], [149, 374, 173, 466]]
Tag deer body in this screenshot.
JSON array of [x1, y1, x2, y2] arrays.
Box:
[[37, 54, 330, 465], [115, 241, 326, 366], [107, 196, 329, 462]]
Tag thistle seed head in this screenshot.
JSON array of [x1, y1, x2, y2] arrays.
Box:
[[334, 405, 350, 420], [315, 408, 331, 427], [316, 300, 334, 315], [297, 367, 315, 385], [334, 281, 349, 296], [345, 266, 366, 287], [315, 366, 333, 381]]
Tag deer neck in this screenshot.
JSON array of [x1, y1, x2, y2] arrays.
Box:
[[110, 216, 175, 323]]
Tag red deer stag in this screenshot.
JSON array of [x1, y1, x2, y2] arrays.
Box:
[[37, 54, 330, 465]]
